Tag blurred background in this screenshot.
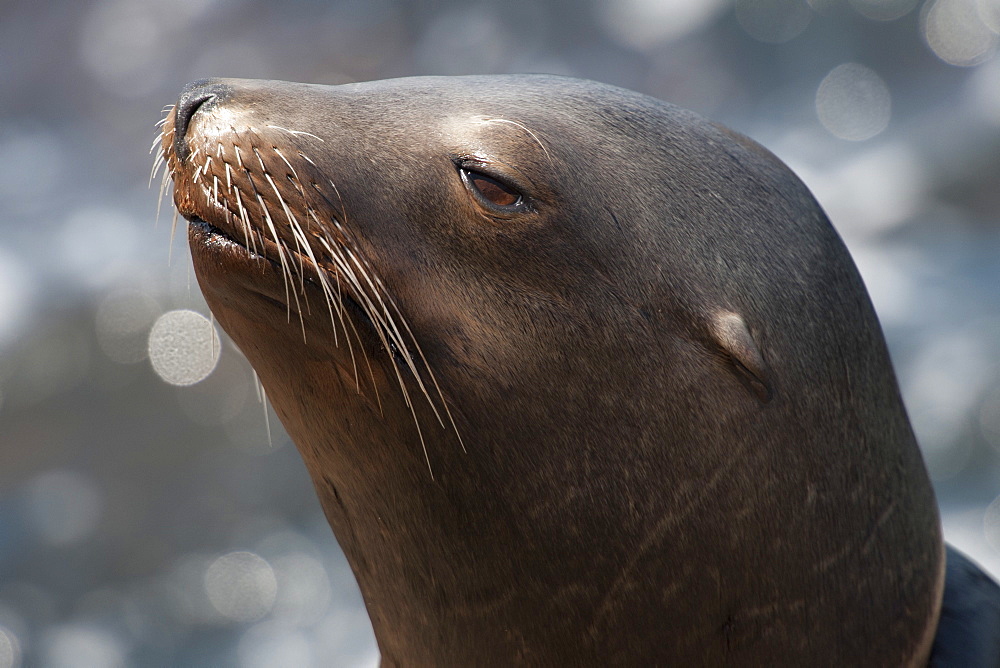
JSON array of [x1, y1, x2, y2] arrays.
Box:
[[1, 0, 999, 665]]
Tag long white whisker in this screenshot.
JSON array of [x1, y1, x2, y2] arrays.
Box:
[[263, 167, 307, 284], [265, 125, 325, 142], [155, 170, 170, 228], [252, 369, 273, 449], [377, 277, 465, 451], [335, 248, 434, 476], [480, 117, 552, 164], [168, 208, 179, 265], [345, 249, 445, 428]]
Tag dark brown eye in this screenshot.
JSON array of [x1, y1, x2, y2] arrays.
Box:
[[462, 169, 523, 209]]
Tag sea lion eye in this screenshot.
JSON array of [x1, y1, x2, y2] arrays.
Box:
[[460, 168, 523, 209]]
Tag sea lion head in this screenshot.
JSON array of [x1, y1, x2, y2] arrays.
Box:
[[160, 75, 942, 665]]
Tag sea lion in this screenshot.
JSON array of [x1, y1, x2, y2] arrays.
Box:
[[157, 74, 977, 665]]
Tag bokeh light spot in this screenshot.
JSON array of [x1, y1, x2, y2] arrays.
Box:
[[816, 63, 892, 141], [148, 309, 220, 386], [979, 0, 1000, 33], [204, 551, 278, 623], [0, 625, 19, 668], [922, 0, 998, 66]]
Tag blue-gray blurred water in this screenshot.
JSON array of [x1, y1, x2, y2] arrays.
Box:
[[1, 0, 998, 665]]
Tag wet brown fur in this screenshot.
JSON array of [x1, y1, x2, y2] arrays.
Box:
[[161, 75, 943, 666]]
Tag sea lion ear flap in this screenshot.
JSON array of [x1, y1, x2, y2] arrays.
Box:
[[709, 311, 775, 404]]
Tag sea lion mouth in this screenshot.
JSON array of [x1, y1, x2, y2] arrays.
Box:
[[184, 212, 323, 293], [187, 216, 248, 253], [186, 214, 382, 342]]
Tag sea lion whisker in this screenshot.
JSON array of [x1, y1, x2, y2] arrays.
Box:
[[317, 243, 375, 396], [272, 148, 303, 188], [314, 226, 358, 347], [339, 253, 445, 471], [339, 265, 413, 403], [302, 174, 350, 231], [311, 227, 444, 436], [231, 186, 258, 257], [149, 151, 166, 187], [305, 219, 343, 347], [253, 190, 300, 329], [251, 369, 274, 448], [479, 117, 552, 164], [326, 179, 350, 228], [325, 251, 378, 398], [208, 310, 221, 368], [254, 196, 310, 337], [238, 160, 280, 258], [168, 208, 179, 265], [288, 218, 316, 298], [301, 244, 341, 342], [331, 252, 433, 473], [344, 249, 444, 426], [156, 160, 171, 202], [262, 168, 309, 284], [149, 132, 165, 155], [266, 124, 324, 142], [336, 272, 434, 474], [318, 236, 405, 395], [155, 170, 170, 228], [252, 145, 268, 173], [381, 289, 465, 450]]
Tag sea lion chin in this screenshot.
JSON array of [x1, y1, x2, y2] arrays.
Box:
[[159, 74, 948, 665]]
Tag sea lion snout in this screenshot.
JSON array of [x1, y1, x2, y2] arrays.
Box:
[[172, 79, 230, 161]]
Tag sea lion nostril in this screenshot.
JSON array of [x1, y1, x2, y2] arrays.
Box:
[[172, 81, 229, 161]]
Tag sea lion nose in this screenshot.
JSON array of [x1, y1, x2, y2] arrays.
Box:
[[173, 79, 230, 161]]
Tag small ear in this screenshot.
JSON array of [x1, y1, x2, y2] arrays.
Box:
[[709, 311, 774, 404]]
